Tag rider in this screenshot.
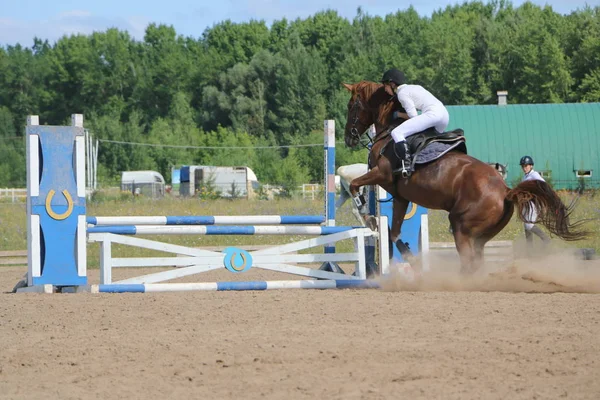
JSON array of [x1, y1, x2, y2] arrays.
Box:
[[381, 68, 450, 178], [520, 155, 550, 246]]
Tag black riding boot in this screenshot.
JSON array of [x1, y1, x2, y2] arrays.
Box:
[[393, 141, 412, 178]]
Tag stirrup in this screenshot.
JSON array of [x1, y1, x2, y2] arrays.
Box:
[[400, 161, 412, 178]]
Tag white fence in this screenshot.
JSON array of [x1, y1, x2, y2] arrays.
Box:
[[300, 183, 322, 199], [250, 183, 326, 200], [0, 188, 26, 203]]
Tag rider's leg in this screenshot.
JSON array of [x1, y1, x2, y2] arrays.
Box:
[[433, 107, 450, 133], [390, 112, 440, 177]]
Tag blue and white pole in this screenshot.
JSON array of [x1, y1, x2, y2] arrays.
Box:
[[324, 119, 336, 229], [87, 215, 326, 226], [320, 120, 344, 273]]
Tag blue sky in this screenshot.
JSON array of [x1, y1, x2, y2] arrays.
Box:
[[1, 0, 597, 47]]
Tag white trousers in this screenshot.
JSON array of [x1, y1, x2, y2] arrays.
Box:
[[522, 202, 539, 231], [391, 107, 449, 142]]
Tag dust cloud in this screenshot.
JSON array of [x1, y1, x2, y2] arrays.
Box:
[[381, 243, 600, 294]]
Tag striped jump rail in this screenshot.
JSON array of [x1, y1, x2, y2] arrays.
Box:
[[87, 225, 361, 235], [90, 279, 381, 293], [87, 215, 326, 226]]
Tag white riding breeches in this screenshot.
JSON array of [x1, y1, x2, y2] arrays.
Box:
[[522, 202, 539, 231], [391, 107, 449, 142]]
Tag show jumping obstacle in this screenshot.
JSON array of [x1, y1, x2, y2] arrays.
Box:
[[16, 116, 433, 293]]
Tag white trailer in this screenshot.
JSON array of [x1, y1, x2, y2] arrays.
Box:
[[179, 166, 259, 198]]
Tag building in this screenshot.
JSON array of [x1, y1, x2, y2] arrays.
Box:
[[447, 95, 600, 189]]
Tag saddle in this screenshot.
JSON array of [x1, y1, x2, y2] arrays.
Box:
[[380, 127, 467, 173], [405, 127, 466, 155]]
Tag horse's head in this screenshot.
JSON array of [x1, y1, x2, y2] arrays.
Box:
[[341, 81, 398, 148]]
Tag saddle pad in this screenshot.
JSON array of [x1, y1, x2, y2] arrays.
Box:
[[415, 141, 463, 165]]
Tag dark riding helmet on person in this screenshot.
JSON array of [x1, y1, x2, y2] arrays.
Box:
[[519, 155, 534, 166], [381, 68, 406, 86]]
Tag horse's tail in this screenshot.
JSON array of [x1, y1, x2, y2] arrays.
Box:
[[505, 180, 588, 241]]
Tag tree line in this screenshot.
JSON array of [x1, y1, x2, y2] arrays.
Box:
[[0, 1, 599, 189]]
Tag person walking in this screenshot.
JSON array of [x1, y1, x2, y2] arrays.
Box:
[[519, 155, 551, 246]]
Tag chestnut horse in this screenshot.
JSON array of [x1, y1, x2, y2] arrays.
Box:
[[342, 81, 586, 273]]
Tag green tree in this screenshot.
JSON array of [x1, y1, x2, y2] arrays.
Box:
[[420, 8, 477, 104], [568, 7, 600, 101], [0, 107, 25, 186], [272, 34, 327, 141], [134, 24, 193, 122]]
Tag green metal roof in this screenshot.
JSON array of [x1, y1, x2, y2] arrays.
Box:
[[446, 103, 600, 189]]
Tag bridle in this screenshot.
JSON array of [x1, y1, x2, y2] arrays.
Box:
[[348, 96, 365, 142], [347, 91, 396, 149]]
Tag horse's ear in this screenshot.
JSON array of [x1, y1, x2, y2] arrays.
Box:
[[341, 83, 354, 92]]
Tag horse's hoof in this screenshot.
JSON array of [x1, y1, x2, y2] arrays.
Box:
[[365, 216, 378, 231]]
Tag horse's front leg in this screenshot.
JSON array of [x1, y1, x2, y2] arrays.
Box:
[[391, 197, 422, 273], [348, 166, 391, 229], [348, 166, 390, 210]]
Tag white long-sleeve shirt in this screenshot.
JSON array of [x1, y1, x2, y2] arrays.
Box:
[[522, 169, 545, 182], [396, 84, 445, 118]]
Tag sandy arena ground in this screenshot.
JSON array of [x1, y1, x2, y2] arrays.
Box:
[[1, 252, 600, 400]]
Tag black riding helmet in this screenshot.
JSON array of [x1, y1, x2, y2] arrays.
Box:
[[381, 68, 406, 86], [519, 155, 534, 166]]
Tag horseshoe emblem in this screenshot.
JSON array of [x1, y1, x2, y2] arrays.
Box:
[[404, 202, 417, 220], [45, 189, 74, 220], [222, 247, 253, 273]]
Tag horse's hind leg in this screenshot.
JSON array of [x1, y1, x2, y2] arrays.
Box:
[[449, 218, 476, 274], [456, 233, 476, 274], [472, 199, 514, 270], [474, 238, 485, 268]]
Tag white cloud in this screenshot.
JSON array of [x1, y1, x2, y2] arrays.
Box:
[[0, 11, 150, 47], [58, 10, 93, 18], [126, 16, 151, 40]]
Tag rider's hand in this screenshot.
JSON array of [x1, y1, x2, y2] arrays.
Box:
[[393, 111, 409, 120]]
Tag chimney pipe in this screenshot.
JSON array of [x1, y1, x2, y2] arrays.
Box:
[[497, 90, 508, 106]]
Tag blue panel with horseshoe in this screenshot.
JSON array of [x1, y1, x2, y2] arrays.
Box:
[[222, 247, 253, 273], [28, 125, 86, 286]]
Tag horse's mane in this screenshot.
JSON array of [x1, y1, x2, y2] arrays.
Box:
[[353, 81, 400, 128]]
